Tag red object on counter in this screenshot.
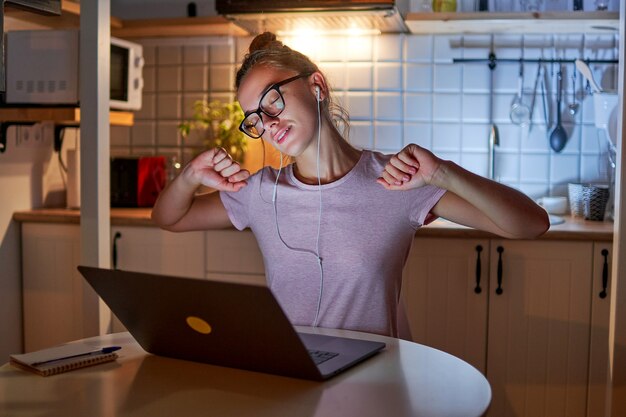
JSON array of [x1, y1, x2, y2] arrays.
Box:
[[137, 156, 166, 207]]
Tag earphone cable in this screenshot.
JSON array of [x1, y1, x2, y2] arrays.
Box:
[[312, 88, 323, 327], [270, 88, 325, 327]]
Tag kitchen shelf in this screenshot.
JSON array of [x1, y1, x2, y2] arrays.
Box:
[[111, 16, 249, 38], [4, 0, 123, 31], [0, 108, 134, 126], [405, 11, 619, 34], [4, 2, 245, 38]]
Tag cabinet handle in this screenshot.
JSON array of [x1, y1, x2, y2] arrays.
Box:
[[112, 232, 122, 270], [474, 245, 483, 294], [496, 246, 504, 295], [599, 249, 609, 299]]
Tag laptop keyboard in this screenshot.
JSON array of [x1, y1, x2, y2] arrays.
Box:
[[308, 349, 339, 365]]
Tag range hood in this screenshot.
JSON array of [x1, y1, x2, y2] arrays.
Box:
[[215, 0, 409, 34]]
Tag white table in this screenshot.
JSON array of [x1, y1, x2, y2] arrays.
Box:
[[0, 327, 491, 417]]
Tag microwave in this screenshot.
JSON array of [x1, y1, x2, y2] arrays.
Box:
[[5, 29, 144, 110]]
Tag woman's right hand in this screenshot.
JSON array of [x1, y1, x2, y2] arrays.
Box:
[[182, 148, 250, 192]]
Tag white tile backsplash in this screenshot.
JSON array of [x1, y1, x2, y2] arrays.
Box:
[[404, 122, 432, 148], [156, 121, 182, 146], [405, 64, 433, 92], [156, 94, 181, 120], [183, 45, 208, 64], [404, 93, 432, 122], [375, 63, 403, 91], [157, 66, 182, 92], [128, 32, 617, 200], [345, 92, 373, 120], [375, 93, 403, 121], [135, 93, 156, 120], [432, 123, 462, 151], [157, 46, 182, 65], [462, 94, 490, 122], [183, 65, 208, 92], [349, 122, 374, 150], [209, 65, 234, 91], [433, 64, 462, 92], [346, 37, 374, 62], [405, 35, 432, 62], [142, 66, 156, 93], [375, 35, 403, 62], [319, 63, 347, 90], [432, 94, 462, 122], [374, 123, 403, 150], [131, 122, 156, 147], [317, 37, 347, 62], [347, 64, 373, 90], [461, 124, 490, 151], [433, 35, 463, 63]]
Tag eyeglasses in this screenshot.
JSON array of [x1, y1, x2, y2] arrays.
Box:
[[239, 72, 312, 139]]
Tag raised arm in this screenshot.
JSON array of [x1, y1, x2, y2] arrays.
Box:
[[151, 148, 250, 232], [377, 144, 549, 239]]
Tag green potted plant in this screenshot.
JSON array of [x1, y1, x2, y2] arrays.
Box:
[[178, 99, 247, 163]]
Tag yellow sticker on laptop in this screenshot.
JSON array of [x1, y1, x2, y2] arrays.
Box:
[[186, 316, 212, 334]]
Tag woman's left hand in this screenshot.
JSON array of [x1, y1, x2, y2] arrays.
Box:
[[377, 144, 443, 190]]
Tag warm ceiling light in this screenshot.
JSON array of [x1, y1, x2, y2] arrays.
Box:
[[276, 28, 380, 37]]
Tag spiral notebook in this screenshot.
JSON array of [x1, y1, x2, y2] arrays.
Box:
[[10, 343, 119, 377]]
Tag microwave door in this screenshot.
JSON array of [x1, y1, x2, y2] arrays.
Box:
[[110, 44, 129, 105]]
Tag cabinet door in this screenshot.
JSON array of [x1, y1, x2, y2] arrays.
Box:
[[487, 240, 593, 417], [402, 237, 489, 373], [108, 226, 205, 332], [22, 223, 99, 352], [205, 229, 266, 285], [587, 242, 612, 417], [111, 226, 204, 279]]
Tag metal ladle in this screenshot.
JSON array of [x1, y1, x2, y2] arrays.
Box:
[[549, 66, 568, 152]]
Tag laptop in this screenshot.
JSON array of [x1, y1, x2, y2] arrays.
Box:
[[77, 266, 385, 381]]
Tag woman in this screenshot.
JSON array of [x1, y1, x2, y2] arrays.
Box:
[[152, 32, 549, 338]]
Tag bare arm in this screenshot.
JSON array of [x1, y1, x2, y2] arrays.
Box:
[[377, 144, 549, 239], [151, 148, 250, 232]]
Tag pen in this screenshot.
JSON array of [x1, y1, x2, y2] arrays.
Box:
[[32, 346, 122, 367]]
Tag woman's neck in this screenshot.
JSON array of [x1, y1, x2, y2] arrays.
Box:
[[293, 123, 362, 185]]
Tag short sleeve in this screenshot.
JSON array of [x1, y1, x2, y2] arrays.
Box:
[[406, 184, 446, 229], [219, 174, 256, 230]]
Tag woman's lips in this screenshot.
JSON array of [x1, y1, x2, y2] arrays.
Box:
[[274, 126, 290, 144]]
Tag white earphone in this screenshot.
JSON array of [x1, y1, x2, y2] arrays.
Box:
[[269, 81, 325, 327]]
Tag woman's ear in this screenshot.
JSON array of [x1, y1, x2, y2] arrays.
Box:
[[309, 72, 327, 102]]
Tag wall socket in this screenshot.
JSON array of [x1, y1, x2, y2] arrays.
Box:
[[15, 122, 54, 149]]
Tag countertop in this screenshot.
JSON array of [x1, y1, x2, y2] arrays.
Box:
[[13, 208, 614, 241]]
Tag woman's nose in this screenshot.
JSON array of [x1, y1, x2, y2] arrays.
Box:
[[261, 113, 279, 129]]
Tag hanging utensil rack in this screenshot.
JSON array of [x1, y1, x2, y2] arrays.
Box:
[[453, 54, 618, 67]]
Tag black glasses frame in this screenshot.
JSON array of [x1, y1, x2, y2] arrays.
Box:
[[238, 72, 313, 139]]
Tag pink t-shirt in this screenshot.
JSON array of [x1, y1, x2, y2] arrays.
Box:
[[220, 150, 445, 337]]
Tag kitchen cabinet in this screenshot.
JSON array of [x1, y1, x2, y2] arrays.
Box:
[[110, 226, 204, 278], [4, 1, 123, 31], [402, 237, 611, 417], [109, 226, 205, 333], [404, 11, 619, 34], [487, 240, 593, 417], [205, 229, 266, 285], [21, 223, 205, 349], [21, 223, 94, 352], [401, 237, 489, 372], [587, 242, 612, 417], [4, 0, 244, 37]]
